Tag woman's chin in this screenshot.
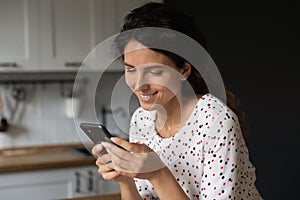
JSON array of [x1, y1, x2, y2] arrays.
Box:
[[139, 101, 159, 111], [140, 104, 156, 111], [140, 102, 166, 112]]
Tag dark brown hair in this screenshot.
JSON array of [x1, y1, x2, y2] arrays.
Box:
[[115, 2, 248, 137]]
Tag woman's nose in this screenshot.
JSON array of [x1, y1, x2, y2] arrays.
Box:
[[135, 83, 150, 91], [134, 73, 150, 91]]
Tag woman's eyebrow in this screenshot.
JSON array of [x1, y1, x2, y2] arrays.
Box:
[[145, 65, 163, 70], [124, 62, 136, 68], [124, 62, 164, 69]]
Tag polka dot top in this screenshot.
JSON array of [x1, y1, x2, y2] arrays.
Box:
[[129, 93, 263, 200]]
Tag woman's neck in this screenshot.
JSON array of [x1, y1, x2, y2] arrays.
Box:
[[155, 95, 199, 138]]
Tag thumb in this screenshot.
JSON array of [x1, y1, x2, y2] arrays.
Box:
[[110, 137, 146, 153], [92, 144, 104, 157]]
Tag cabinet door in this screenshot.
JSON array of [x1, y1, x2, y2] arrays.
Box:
[[0, 165, 109, 200], [72, 166, 100, 198], [40, 0, 96, 71], [0, 0, 40, 71], [40, 0, 127, 72], [0, 168, 74, 200], [39, 0, 160, 72]]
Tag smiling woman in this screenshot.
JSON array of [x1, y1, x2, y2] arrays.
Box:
[[124, 40, 186, 112], [92, 2, 263, 200]]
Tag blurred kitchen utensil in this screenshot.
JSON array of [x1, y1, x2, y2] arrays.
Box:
[[0, 118, 8, 131], [0, 96, 8, 131], [10, 87, 26, 122]]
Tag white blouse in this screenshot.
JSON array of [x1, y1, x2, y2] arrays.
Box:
[[129, 93, 262, 200]]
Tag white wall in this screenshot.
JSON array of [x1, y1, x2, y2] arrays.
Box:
[[0, 73, 138, 148]]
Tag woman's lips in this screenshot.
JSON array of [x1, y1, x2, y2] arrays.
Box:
[[138, 91, 158, 102]]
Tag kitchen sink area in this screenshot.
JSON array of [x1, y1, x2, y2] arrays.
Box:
[[0, 145, 94, 158], [0, 144, 96, 172], [0, 144, 120, 199], [1, 147, 94, 161], [0, 147, 39, 157]]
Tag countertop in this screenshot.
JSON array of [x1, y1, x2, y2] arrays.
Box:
[[0, 143, 96, 173], [67, 193, 121, 200]]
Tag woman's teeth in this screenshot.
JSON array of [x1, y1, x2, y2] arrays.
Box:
[[139, 92, 157, 100], [140, 94, 153, 99]]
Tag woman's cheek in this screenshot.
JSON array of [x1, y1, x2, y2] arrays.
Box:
[[155, 76, 181, 94], [125, 75, 136, 91]]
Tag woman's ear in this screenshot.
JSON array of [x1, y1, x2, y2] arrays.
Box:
[[180, 62, 192, 80]]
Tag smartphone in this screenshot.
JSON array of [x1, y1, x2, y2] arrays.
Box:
[[80, 122, 126, 151], [80, 123, 114, 144]]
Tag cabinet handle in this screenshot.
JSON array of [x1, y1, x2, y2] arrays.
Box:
[[75, 171, 81, 193], [65, 62, 82, 67], [0, 62, 18, 67], [88, 170, 94, 191]]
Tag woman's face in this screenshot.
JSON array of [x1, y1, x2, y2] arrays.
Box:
[[124, 40, 185, 111]]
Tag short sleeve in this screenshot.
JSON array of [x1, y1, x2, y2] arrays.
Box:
[[201, 109, 257, 199]]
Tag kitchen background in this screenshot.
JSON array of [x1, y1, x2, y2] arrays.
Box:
[[0, 72, 137, 148], [0, 0, 299, 199], [0, 0, 156, 199], [0, 0, 149, 149]]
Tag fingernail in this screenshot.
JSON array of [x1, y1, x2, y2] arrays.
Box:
[[95, 145, 103, 152], [101, 142, 109, 148], [110, 137, 117, 143]]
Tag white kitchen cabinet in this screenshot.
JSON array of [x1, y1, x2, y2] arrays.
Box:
[[0, 165, 120, 200], [39, 0, 153, 72], [0, 0, 40, 71], [0, 0, 162, 72], [40, 0, 99, 71]]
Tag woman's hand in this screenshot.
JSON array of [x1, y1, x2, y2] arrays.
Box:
[[92, 144, 132, 183], [102, 137, 166, 181]]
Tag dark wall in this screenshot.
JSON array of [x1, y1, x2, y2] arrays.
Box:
[[164, 1, 299, 199]]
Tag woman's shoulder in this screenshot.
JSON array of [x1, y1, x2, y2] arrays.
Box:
[[191, 93, 240, 134], [198, 93, 227, 109], [197, 93, 237, 119]]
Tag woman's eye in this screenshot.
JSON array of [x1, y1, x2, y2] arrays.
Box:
[[126, 68, 136, 73], [150, 70, 163, 75]]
